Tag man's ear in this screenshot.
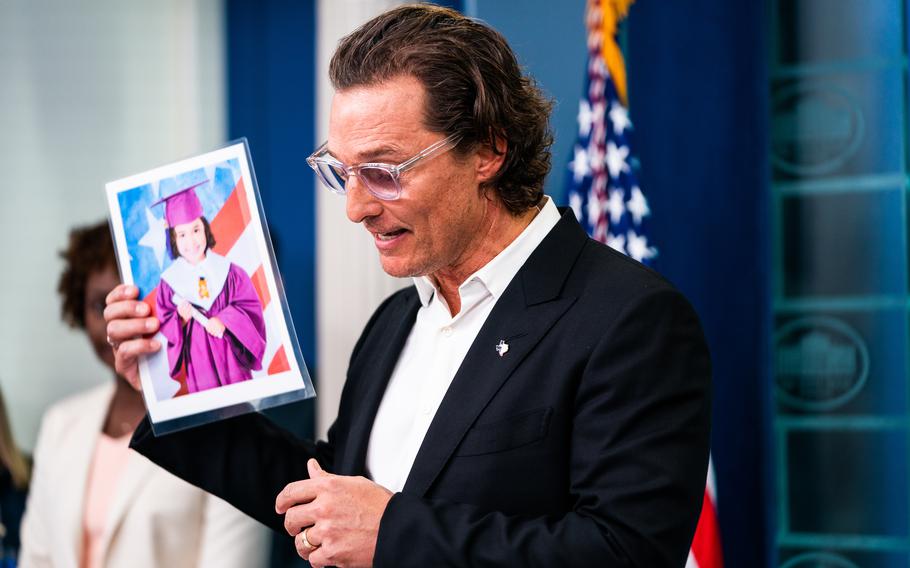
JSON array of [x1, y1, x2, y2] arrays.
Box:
[[475, 136, 507, 185]]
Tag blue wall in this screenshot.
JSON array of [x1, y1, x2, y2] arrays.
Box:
[[469, 0, 587, 204], [226, 0, 317, 373], [226, 2, 317, 566], [626, 3, 771, 566]]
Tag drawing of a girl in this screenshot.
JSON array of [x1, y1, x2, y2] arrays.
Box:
[[153, 180, 266, 394]]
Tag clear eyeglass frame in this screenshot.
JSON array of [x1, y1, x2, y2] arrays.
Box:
[[306, 133, 462, 200]]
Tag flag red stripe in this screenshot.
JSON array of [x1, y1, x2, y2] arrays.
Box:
[[142, 286, 159, 316], [251, 265, 271, 309], [267, 345, 290, 375], [210, 178, 250, 255], [690, 489, 723, 568]]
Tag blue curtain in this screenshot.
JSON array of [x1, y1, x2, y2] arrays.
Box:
[[626, 2, 772, 566], [225, 2, 317, 566]]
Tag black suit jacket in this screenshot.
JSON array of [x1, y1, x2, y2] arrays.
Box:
[[132, 209, 712, 567]]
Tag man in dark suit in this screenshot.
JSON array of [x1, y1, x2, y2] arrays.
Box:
[[105, 5, 711, 567]]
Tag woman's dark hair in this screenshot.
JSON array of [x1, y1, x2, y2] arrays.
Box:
[[58, 221, 117, 329], [167, 216, 217, 259], [329, 4, 554, 215]]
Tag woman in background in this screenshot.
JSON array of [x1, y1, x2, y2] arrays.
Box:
[[0, 387, 29, 567], [19, 221, 268, 568]]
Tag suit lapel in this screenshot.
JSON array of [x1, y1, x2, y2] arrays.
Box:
[[403, 209, 589, 497], [402, 293, 576, 497], [338, 291, 421, 476]]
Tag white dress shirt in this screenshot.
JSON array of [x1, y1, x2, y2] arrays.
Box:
[[365, 197, 561, 492]]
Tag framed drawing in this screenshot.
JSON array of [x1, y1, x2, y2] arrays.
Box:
[[106, 139, 314, 434]]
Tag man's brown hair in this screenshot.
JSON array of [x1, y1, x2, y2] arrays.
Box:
[[329, 4, 554, 215]]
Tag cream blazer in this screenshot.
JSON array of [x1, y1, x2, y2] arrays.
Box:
[[19, 383, 269, 568]]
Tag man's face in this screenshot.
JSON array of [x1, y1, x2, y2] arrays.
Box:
[[328, 75, 491, 280]]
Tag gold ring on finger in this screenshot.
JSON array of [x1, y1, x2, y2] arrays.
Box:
[[301, 526, 319, 551]]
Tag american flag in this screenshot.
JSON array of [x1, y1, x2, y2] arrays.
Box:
[[567, 0, 656, 265], [689, 459, 723, 568], [566, 2, 723, 567], [118, 161, 290, 398]]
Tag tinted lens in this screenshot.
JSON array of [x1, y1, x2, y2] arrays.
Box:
[[316, 162, 347, 194], [358, 167, 399, 199]]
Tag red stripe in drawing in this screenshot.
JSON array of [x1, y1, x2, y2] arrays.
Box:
[[211, 178, 251, 256]]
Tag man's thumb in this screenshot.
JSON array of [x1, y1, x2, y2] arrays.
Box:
[[307, 458, 325, 478]]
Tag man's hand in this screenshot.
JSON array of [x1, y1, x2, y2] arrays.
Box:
[[104, 284, 161, 391], [177, 301, 193, 323], [205, 316, 226, 339], [276, 459, 393, 568]]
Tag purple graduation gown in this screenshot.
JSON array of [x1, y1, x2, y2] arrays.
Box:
[[157, 263, 267, 394]]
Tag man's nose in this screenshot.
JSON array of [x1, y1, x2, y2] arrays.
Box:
[[345, 176, 383, 224]]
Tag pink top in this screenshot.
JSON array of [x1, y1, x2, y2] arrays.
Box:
[[80, 433, 132, 568]]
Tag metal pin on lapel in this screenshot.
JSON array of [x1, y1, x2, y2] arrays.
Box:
[[495, 339, 509, 357]]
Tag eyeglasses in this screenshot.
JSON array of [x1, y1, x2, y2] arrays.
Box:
[[306, 134, 461, 200]]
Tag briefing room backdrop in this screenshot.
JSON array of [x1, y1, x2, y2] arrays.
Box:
[[765, 2, 910, 568]]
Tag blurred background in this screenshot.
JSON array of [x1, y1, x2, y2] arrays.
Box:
[[1, 0, 904, 566]]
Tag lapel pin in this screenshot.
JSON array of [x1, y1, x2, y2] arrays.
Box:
[[495, 339, 509, 357]]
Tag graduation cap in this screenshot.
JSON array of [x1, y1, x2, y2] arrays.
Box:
[[152, 180, 208, 228]]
